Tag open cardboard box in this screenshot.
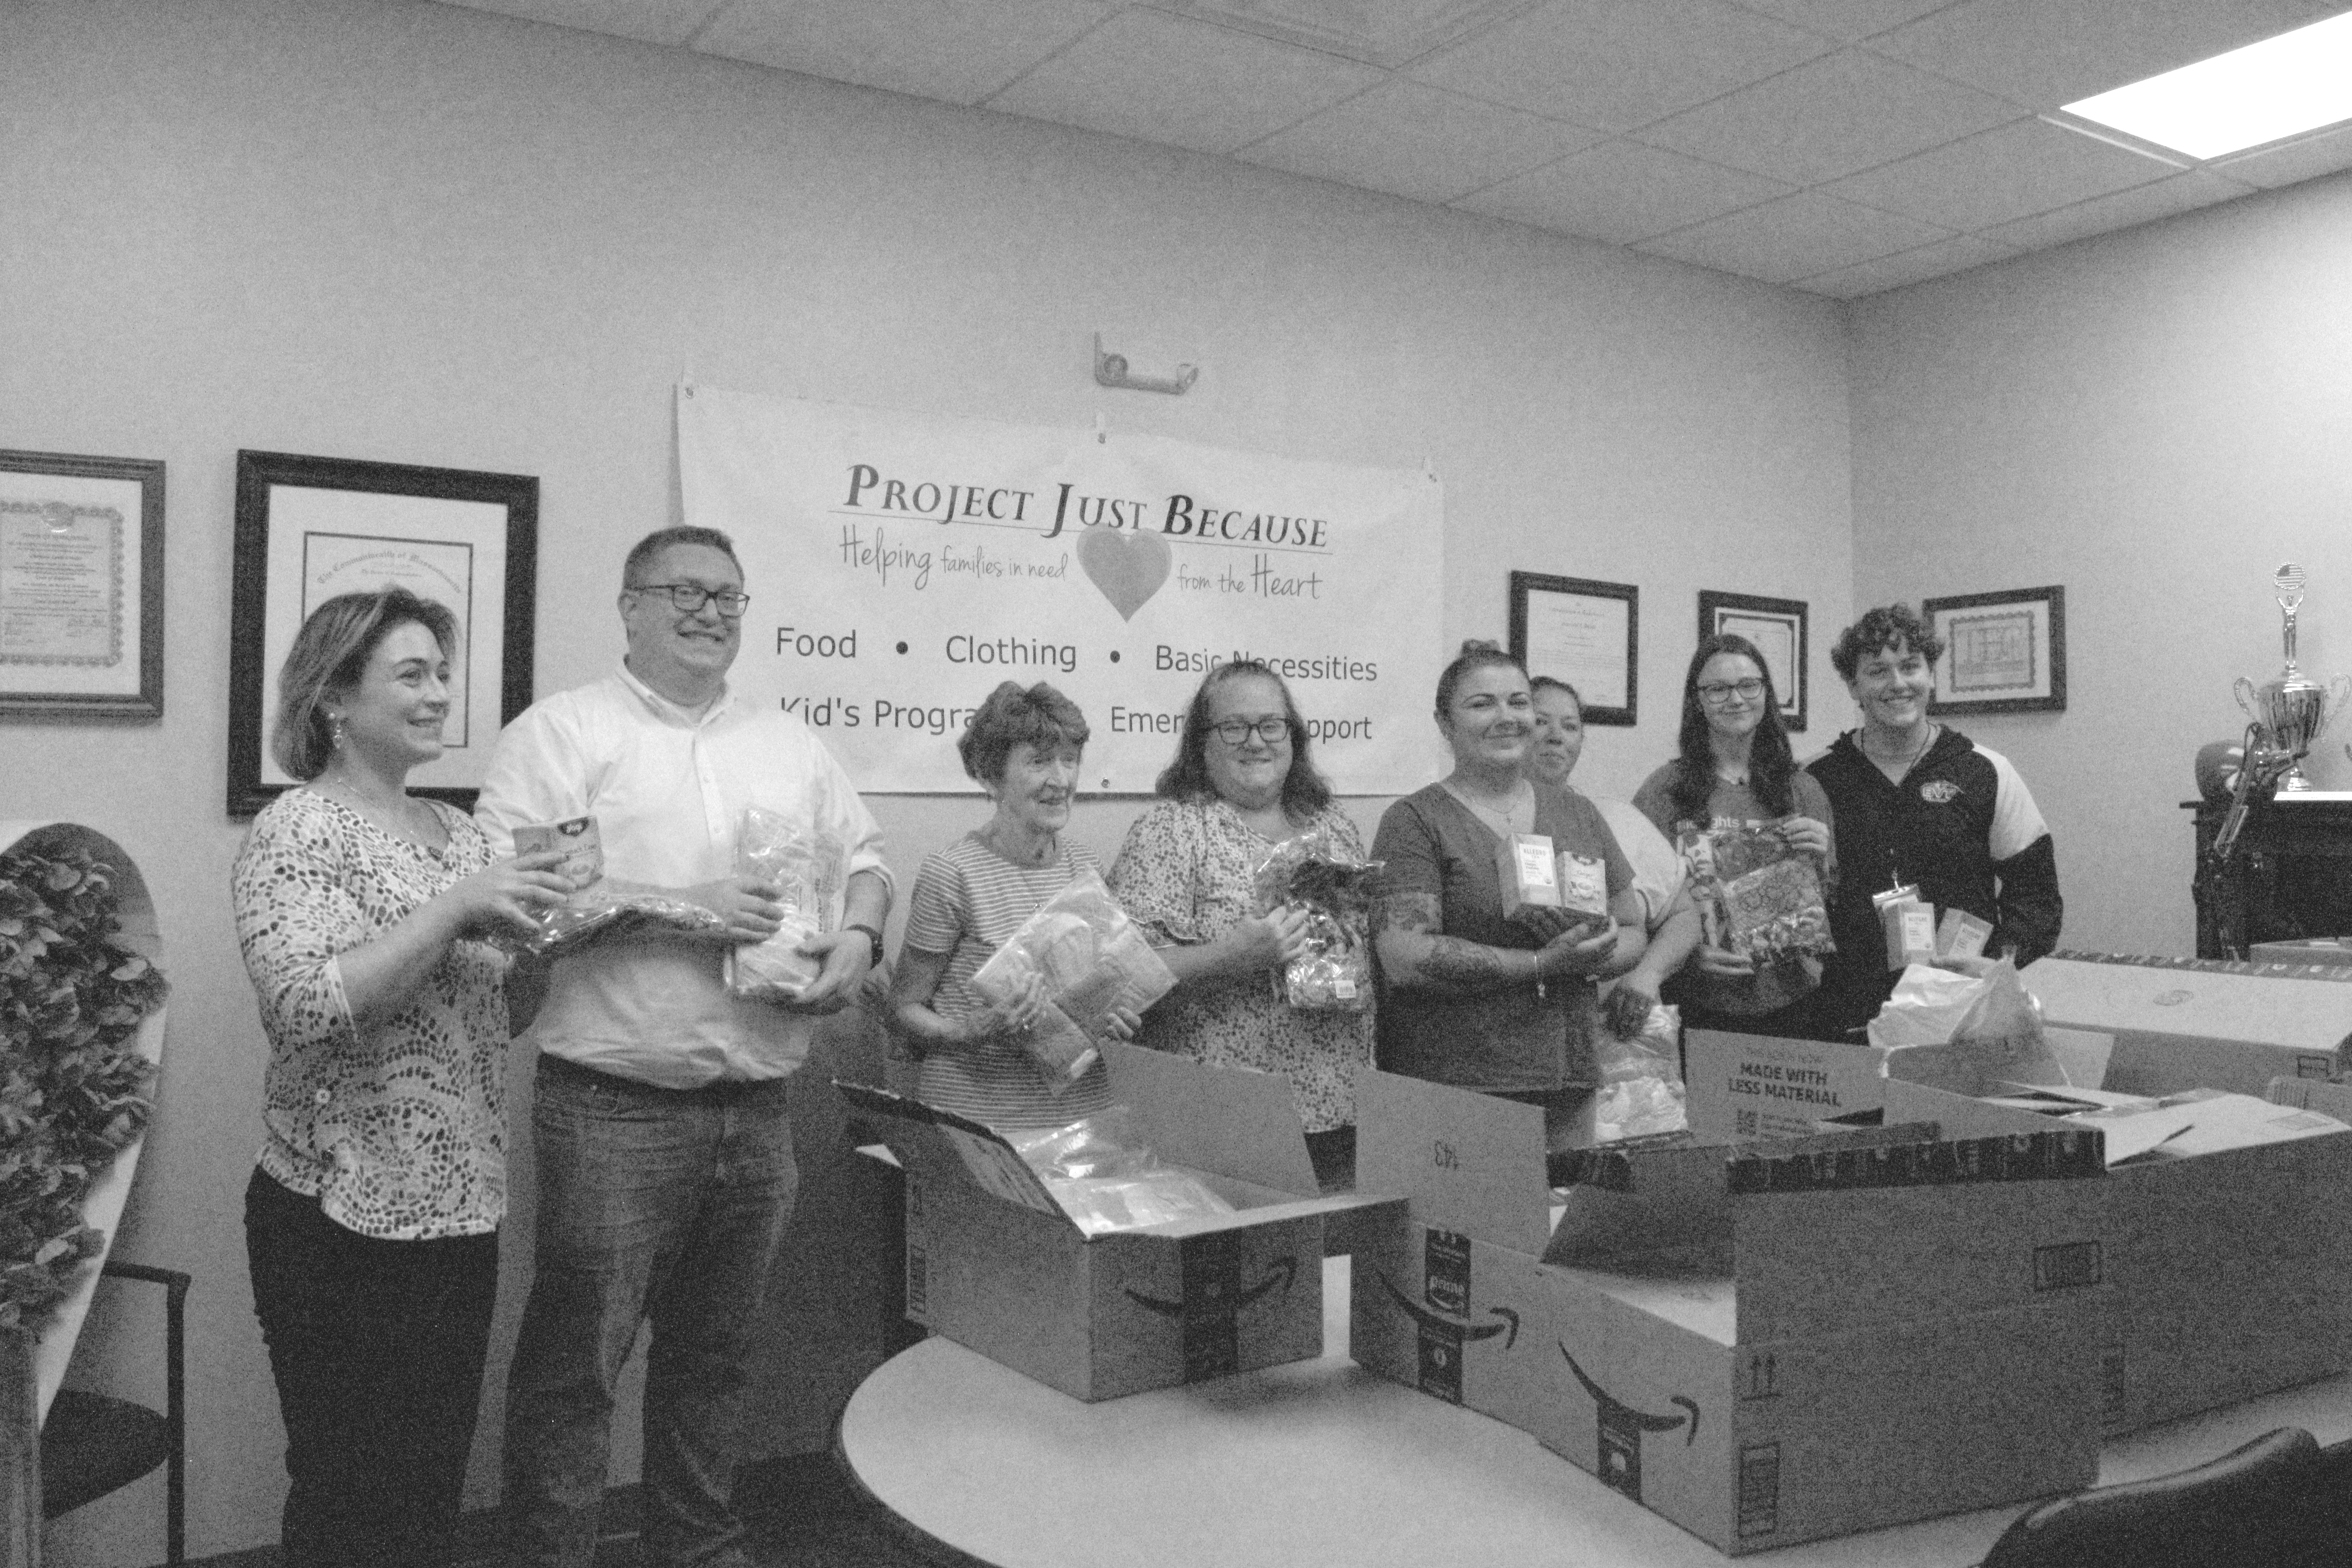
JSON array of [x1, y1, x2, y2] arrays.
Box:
[[2029, 952, 2352, 1096], [838, 1041, 1396, 1401], [1350, 1065, 2108, 1556]]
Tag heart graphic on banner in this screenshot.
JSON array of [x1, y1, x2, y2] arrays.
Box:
[[1074, 527, 1172, 621]]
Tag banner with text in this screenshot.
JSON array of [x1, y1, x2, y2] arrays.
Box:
[[677, 386, 1444, 793]]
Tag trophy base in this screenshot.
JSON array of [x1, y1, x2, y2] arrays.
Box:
[[2279, 767, 2321, 793]]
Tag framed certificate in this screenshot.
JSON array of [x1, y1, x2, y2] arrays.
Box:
[[227, 450, 538, 817], [1509, 572, 1637, 726], [1923, 586, 2066, 715], [1698, 590, 1808, 732], [0, 450, 165, 719]]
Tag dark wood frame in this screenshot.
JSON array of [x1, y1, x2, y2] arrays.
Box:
[[227, 450, 537, 817], [1922, 585, 2067, 715], [1698, 590, 1808, 733], [0, 449, 165, 719], [1508, 571, 1637, 727]]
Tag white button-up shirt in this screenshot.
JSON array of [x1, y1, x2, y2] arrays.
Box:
[[476, 663, 892, 1088]]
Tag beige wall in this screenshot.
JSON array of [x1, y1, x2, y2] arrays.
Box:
[[1846, 169, 2352, 959], [2, 0, 1853, 1558]]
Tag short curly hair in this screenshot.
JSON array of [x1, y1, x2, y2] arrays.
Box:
[[1831, 603, 1944, 682], [957, 682, 1089, 784]]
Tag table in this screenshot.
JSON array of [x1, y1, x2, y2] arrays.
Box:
[[838, 1257, 2352, 1568]]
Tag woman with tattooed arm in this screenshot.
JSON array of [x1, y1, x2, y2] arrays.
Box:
[[1371, 642, 1647, 1149]]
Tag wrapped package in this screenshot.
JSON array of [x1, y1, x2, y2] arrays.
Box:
[[491, 815, 728, 956], [1680, 821, 1834, 965], [1590, 1000, 1688, 1142], [726, 806, 848, 1001], [1007, 1108, 1236, 1237], [1251, 825, 1381, 1012], [971, 870, 1176, 1090], [1867, 956, 2042, 1051]]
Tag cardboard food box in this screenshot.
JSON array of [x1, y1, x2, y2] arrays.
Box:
[[1350, 1066, 2108, 1555], [2028, 951, 2352, 1096], [838, 1042, 1393, 1402]]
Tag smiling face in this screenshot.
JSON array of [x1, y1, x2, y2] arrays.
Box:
[[987, 739, 1082, 838], [1528, 686, 1584, 787], [1202, 672, 1294, 813], [1846, 638, 1935, 735], [1439, 662, 1535, 777], [621, 542, 743, 704], [1695, 651, 1769, 744], [330, 620, 452, 774]]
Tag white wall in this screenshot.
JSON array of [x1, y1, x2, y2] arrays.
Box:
[[1846, 169, 2352, 960], [2, 0, 1853, 1557]]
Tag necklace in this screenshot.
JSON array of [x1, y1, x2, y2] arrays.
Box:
[[1863, 722, 1937, 778], [1445, 777, 1536, 839], [314, 772, 441, 849]]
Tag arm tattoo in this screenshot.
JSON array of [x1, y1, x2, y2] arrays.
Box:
[[1379, 891, 1522, 991]]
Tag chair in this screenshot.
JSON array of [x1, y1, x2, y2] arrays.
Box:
[[39, 1261, 187, 1566], [1980, 1425, 2338, 1568]]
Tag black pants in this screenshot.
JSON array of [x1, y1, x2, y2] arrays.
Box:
[[244, 1169, 499, 1568]]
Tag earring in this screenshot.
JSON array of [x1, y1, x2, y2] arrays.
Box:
[[328, 713, 345, 749]]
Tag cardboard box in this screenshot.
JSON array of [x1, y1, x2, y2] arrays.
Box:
[[2250, 938, 2352, 968], [838, 1042, 1392, 1401], [1350, 1066, 2108, 1555], [2028, 952, 2352, 1096]]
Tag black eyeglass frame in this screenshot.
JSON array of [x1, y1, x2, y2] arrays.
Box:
[[1209, 717, 1292, 745], [628, 582, 751, 617]]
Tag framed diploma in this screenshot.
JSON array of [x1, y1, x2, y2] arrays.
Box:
[[1923, 586, 2066, 715], [1508, 571, 1637, 726], [0, 450, 165, 719], [1698, 590, 1808, 732], [227, 450, 538, 817]]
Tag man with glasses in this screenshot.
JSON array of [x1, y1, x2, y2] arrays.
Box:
[[477, 525, 893, 1567]]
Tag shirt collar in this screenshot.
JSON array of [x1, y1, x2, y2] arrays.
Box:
[[615, 659, 733, 728]]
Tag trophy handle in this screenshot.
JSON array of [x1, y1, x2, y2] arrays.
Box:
[[2328, 674, 2352, 730], [2234, 675, 2261, 722]]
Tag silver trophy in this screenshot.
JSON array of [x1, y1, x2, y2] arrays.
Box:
[[2234, 563, 2352, 793]]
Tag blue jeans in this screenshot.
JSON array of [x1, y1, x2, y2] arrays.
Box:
[[502, 1056, 799, 1568]]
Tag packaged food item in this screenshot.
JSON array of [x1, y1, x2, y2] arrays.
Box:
[[971, 871, 1176, 1089], [1251, 825, 1381, 1012], [512, 814, 604, 891], [1680, 820, 1835, 965], [490, 816, 728, 956], [1556, 851, 1610, 926], [1005, 1107, 1236, 1237], [1499, 832, 1563, 918], [725, 807, 847, 1001], [1873, 881, 1936, 970], [1591, 1000, 1688, 1142], [1936, 907, 1994, 962]]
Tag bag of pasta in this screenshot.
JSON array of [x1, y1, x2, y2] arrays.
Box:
[[1251, 824, 1380, 1013], [1679, 820, 1833, 965], [971, 870, 1175, 1090], [725, 806, 847, 1001]]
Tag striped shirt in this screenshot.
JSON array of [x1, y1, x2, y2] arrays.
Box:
[[907, 833, 1115, 1129]]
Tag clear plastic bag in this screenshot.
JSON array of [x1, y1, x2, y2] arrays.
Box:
[[726, 806, 846, 1001], [1590, 1000, 1688, 1142], [488, 816, 728, 956], [1251, 824, 1381, 1012], [1006, 1108, 1236, 1236], [970, 870, 1176, 1089], [1679, 820, 1834, 965]]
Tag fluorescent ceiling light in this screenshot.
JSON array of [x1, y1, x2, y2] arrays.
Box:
[[2063, 11, 2352, 160]]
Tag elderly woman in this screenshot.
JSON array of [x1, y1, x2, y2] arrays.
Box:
[[1109, 659, 1373, 1190], [891, 681, 1136, 1127], [1808, 604, 2062, 1040], [232, 586, 570, 1568], [1373, 642, 1646, 1147], [1630, 634, 1836, 1038]]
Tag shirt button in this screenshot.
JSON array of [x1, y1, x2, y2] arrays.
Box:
[[314, 1089, 332, 1106]]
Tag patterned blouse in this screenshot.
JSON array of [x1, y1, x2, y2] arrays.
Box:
[[1108, 799, 1374, 1133], [232, 788, 511, 1241]]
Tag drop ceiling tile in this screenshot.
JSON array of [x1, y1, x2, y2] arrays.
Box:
[[1454, 137, 1791, 242], [1790, 233, 2020, 296], [1240, 81, 1606, 204], [1866, 0, 2348, 111], [697, 0, 1114, 104], [1635, 188, 1951, 281], [1729, 0, 1954, 43], [2212, 120, 2352, 189], [1975, 169, 2254, 251], [435, 0, 731, 47], [1822, 115, 2176, 232], [984, 6, 1385, 154], [1405, 0, 1833, 132], [1635, 48, 2022, 185]]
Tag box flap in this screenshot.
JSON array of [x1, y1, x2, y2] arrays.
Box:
[[1100, 1040, 1318, 1196], [1878, 1031, 2069, 1097], [1684, 1030, 1886, 1141], [1353, 1065, 1552, 1254], [2267, 1077, 2352, 1121], [2096, 1092, 2351, 1161], [833, 1080, 1073, 1228], [2031, 953, 2352, 1051]]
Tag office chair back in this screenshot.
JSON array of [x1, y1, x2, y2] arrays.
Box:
[[1982, 1426, 2327, 1568]]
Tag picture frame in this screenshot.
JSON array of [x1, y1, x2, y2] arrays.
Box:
[[1698, 590, 1808, 733], [228, 450, 538, 817], [1509, 571, 1637, 726], [0, 449, 165, 719], [1922, 586, 2067, 715]]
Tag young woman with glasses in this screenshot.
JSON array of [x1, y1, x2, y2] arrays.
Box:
[[1108, 660, 1371, 1189], [1629, 633, 1835, 1038]]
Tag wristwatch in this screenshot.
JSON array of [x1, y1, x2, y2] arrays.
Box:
[[844, 922, 886, 967]]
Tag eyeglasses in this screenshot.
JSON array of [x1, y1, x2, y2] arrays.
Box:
[[629, 583, 750, 617], [1697, 678, 1766, 704], [1210, 717, 1290, 745]]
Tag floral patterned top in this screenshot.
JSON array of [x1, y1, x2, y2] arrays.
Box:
[[1108, 799, 1374, 1133], [232, 788, 510, 1241]]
